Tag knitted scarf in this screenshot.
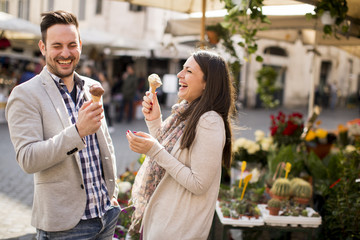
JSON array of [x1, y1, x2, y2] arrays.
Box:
[[129, 101, 189, 235]]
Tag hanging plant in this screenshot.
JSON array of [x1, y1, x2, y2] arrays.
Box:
[[221, 0, 270, 62], [306, 0, 349, 39], [205, 23, 242, 96], [256, 66, 280, 108]]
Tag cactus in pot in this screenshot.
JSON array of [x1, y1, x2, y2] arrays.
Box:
[[267, 198, 281, 216], [221, 206, 231, 218], [290, 178, 312, 205], [270, 178, 291, 200]]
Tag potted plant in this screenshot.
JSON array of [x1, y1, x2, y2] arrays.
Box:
[[270, 178, 291, 200], [301, 209, 308, 217], [221, 206, 231, 218], [267, 198, 281, 216], [236, 200, 247, 218], [205, 24, 224, 45], [231, 210, 240, 219], [270, 111, 304, 147], [304, 121, 337, 159], [306, 0, 349, 38], [252, 205, 261, 219], [290, 178, 313, 205]]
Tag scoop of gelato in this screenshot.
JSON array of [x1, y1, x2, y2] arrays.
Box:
[[148, 74, 162, 93], [89, 83, 104, 97]]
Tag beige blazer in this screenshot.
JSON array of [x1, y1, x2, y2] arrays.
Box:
[[142, 111, 225, 240], [5, 69, 118, 232]]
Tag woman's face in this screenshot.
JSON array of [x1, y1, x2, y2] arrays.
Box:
[[177, 56, 206, 103]]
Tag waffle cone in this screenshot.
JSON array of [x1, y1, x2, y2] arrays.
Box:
[[150, 84, 157, 94], [91, 95, 101, 102]]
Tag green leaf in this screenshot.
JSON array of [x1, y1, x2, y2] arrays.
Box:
[[306, 151, 328, 180], [255, 55, 263, 62]]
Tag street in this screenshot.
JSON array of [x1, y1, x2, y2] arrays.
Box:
[[0, 105, 358, 239]]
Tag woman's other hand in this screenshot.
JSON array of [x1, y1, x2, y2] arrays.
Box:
[[126, 130, 156, 154], [142, 91, 161, 121]]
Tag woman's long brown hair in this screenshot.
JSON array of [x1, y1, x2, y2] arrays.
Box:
[[178, 50, 235, 169]]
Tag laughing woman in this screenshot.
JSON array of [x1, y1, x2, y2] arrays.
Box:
[[126, 50, 235, 240]]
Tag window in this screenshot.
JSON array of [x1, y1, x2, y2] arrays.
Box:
[[18, 0, 30, 20], [0, 0, 9, 13], [129, 4, 144, 12], [48, 0, 54, 11], [263, 46, 288, 57], [79, 0, 86, 20], [95, 0, 102, 15]]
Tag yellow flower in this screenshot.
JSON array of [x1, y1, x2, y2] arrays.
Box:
[[315, 129, 328, 139], [305, 130, 316, 141]]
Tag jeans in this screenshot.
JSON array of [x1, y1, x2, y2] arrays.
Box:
[[36, 206, 121, 240]]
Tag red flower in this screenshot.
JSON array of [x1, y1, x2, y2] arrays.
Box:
[[270, 126, 278, 136]]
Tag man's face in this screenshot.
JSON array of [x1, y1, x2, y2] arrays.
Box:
[[38, 24, 82, 81]]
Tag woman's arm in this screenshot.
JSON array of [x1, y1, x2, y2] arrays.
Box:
[[147, 111, 225, 195]]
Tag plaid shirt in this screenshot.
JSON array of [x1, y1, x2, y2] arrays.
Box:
[[47, 68, 111, 220]]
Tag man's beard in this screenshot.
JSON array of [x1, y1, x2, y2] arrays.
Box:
[[47, 58, 78, 79]]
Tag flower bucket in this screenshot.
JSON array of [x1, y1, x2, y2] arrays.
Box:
[[307, 143, 332, 159]]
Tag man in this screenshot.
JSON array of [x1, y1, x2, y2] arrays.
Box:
[[6, 10, 120, 239]]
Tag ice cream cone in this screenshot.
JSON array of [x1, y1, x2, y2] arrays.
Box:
[[91, 95, 101, 102], [148, 73, 162, 99], [89, 83, 104, 103]]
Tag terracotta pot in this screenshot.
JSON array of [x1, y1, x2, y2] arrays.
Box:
[[269, 207, 280, 216], [307, 143, 332, 159], [293, 197, 310, 205], [270, 193, 288, 201], [206, 30, 219, 44]]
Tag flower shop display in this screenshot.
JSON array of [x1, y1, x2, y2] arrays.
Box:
[[304, 120, 337, 159], [116, 170, 137, 207], [347, 118, 360, 144], [114, 206, 136, 240], [233, 130, 272, 167], [318, 148, 360, 240], [215, 201, 265, 227], [258, 204, 322, 228], [270, 111, 304, 146]]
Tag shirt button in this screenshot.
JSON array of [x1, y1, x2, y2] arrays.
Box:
[[81, 184, 84, 189]]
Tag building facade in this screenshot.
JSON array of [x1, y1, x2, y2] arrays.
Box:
[[0, 0, 359, 110]]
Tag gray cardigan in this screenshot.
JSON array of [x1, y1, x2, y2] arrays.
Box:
[[5, 69, 118, 231]]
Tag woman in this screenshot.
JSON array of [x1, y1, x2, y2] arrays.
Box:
[[126, 50, 235, 239]]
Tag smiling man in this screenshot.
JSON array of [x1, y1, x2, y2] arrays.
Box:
[[6, 10, 120, 239]]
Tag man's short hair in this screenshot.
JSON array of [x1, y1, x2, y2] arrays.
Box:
[[40, 10, 79, 44]]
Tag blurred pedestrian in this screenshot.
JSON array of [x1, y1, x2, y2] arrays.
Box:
[[99, 71, 114, 133], [329, 82, 338, 110], [126, 50, 235, 239], [83, 64, 99, 81], [5, 10, 120, 239], [18, 62, 36, 85], [119, 64, 138, 123]]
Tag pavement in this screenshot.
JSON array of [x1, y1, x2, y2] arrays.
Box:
[[0, 105, 358, 239]]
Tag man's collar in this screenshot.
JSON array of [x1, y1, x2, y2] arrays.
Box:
[[45, 65, 84, 89]]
